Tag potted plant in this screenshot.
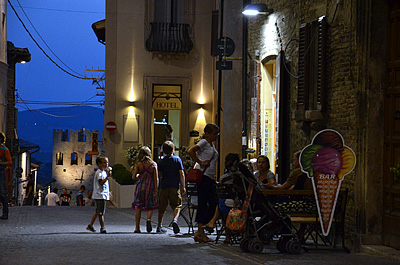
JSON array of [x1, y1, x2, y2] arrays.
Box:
[[109, 163, 136, 208], [390, 159, 400, 183]]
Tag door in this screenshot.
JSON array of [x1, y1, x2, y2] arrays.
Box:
[[152, 85, 181, 162], [383, 0, 400, 249]]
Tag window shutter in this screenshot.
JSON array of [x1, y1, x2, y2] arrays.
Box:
[[298, 23, 309, 111], [298, 16, 327, 111]]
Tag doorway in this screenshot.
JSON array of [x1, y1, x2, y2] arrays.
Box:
[[152, 85, 181, 162]]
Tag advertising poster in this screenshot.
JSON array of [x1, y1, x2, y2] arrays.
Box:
[[300, 129, 356, 236]]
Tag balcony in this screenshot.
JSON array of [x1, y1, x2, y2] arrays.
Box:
[[145, 22, 193, 54]]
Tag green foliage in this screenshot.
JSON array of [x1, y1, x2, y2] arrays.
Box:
[[112, 164, 135, 185], [390, 159, 400, 183], [180, 146, 194, 174], [126, 144, 150, 171]]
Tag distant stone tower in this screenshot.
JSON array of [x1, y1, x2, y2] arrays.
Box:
[[52, 128, 102, 205]]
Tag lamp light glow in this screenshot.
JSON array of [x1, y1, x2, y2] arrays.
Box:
[[242, 4, 273, 16]]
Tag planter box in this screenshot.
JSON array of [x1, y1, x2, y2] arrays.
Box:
[[109, 177, 135, 208]]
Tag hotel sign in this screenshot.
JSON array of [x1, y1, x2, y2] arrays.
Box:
[[153, 99, 181, 110]]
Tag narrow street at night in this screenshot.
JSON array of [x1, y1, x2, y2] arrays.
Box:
[[1, 206, 399, 265]]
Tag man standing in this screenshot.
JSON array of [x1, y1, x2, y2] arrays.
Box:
[[60, 188, 71, 206], [76, 185, 86, 206], [45, 188, 60, 206], [0, 132, 12, 220]]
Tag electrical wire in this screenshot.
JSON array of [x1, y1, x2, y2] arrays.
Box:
[[15, 0, 85, 77], [7, 0, 87, 80]]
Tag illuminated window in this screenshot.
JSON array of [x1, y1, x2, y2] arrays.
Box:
[[56, 152, 63, 165]]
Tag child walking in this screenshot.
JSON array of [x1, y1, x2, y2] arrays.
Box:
[[157, 141, 186, 234], [132, 146, 159, 233], [86, 156, 111, 233]]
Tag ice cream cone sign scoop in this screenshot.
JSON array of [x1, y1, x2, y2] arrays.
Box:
[[300, 129, 356, 236]]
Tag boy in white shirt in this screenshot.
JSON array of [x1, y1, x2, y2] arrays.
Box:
[[86, 156, 111, 233]]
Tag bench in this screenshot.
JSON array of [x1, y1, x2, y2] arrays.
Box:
[[262, 188, 349, 252]]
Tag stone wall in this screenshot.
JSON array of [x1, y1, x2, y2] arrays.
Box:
[[52, 129, 100, 205], [246, 0, 387, 249]]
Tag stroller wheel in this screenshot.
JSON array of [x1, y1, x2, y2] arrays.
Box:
[[276, 237, 288, 253], [286, 239, 302, 254], [249, 239, 263, 254], [240, 237, 250, 253]]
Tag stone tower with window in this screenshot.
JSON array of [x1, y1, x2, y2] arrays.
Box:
[[52, 129, 102, 205]]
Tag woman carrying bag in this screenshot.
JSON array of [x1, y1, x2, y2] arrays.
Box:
[[188, 123, 219, 243]]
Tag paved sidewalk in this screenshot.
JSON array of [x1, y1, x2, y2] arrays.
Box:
[[1, 205, 399, 265]]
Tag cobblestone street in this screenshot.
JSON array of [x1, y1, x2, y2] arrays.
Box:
[[0, 206, 399, 265]]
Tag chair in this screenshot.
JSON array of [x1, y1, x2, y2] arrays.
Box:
[[179, 182, 197, 234]]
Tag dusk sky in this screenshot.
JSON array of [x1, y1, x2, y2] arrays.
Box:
[[7, 0, 105, 110]]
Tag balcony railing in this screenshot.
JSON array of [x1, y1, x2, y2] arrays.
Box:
[[145, 22, 193, 53]]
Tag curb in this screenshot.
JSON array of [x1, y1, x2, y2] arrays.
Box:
[[360, 245, 400, 262]]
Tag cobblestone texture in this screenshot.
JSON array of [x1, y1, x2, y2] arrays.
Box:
[[0, 206, 399, 264]]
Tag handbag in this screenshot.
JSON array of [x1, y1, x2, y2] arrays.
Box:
[[225, 183, 254, 231], [186, 168, 205, 184], [186, 147, 216, 184], [225, 208, 246, 231]]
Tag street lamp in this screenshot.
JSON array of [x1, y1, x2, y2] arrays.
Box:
[[242, 4, 274, 16], [241, 3, 273, 158]]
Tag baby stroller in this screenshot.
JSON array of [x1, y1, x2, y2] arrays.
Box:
[[231, 162, 302, 254]]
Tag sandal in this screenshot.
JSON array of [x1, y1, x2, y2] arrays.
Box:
[[202, 225, 214, 233], [199, 234, 213, 243]]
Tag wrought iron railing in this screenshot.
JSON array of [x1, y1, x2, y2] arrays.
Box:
[[145, 22, 193, 53]]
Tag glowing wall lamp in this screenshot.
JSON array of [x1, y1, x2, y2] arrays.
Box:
[[242, 3, 273, 16], [124, 101, 139, 142]]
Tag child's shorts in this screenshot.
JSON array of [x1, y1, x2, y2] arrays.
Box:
[[159, 188, 182, 212], [95, 199, 106, 216]]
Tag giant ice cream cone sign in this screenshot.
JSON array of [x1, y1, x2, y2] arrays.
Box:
[[300, 129, 356, 236]]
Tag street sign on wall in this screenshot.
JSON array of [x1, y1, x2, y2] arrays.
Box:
[[105, 121, 117, 132]]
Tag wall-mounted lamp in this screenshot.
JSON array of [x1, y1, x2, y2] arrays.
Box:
[[242, 4, 273, 16], [199, 104, 205, 109], [129, 101, 136, 107]]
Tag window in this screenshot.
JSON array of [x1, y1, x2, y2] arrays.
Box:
[[85, 153, 92, 165], [154, 0, 184, 23], [298, 16, 327, 112], [56, 152, 63, 165], [71, 152, 78, 165]]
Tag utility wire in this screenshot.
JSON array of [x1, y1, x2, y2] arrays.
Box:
[[8, 0, 87, 80], [8, 5, 105, 14], [15, 0, 85, 77]]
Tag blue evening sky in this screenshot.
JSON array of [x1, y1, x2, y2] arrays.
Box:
[[7, 0, 105, 110]]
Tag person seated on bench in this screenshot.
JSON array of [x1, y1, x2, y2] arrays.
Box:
[[271, 151, 312, 190], [254, 155, 277, 189], [202, 153, 241, 243]]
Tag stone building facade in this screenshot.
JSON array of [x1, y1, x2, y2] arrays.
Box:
[[242, 0, 397, 250], [52, 129, 102, 205]]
